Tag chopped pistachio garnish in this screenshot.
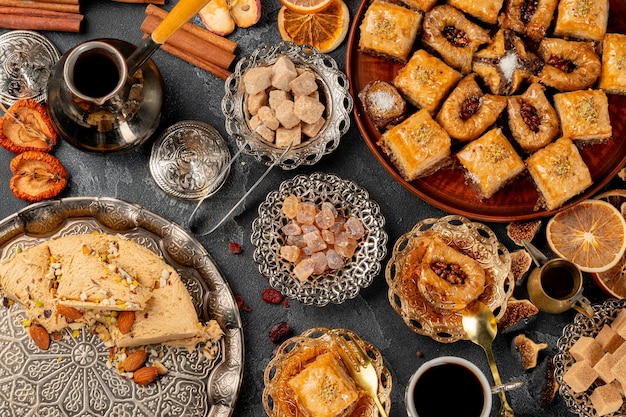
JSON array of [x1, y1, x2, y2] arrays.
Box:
[[551, 155, 572, 176], [484, 144, 509, 163], [617, 55, 626, 71], [373, 18, 393, 39], [319, 377, 338, 403], [406, 123, 433, 146], [574, 0, 593, 17], [577, 97, 598, 124], [413, 66, 435, 85]]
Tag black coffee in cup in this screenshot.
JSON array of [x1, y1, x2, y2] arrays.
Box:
[[72, 49, 121, 99], [412, 362, 485, 417], [540, 263, 576, 300]]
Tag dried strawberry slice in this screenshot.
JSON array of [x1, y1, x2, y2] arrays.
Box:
[[10, 151, 68, 202], [0, 99, 57, 153]]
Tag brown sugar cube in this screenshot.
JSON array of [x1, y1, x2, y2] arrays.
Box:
[[257, 106, 280, 131], [271, 56, 298, 91], [276, 125, 302, 148], [290, 71, 318, 97], [294, 96, 325, 125], [612, 309, 626, 336], [243, 66, 273, 95], [596, 324, 625, 353], [613, 354, 626, 387], [594, 353, 617, 384], [269, 90, 291, 110], [563, 361, 597, 393], [247, 90, 268, 116], [570, 336, 604, 366], [590, 383, 623, 416], [302, 117, 325, 138], [249, 115, 275, 143], [275, 100, 301, 129], [613, 340, 626, 362]]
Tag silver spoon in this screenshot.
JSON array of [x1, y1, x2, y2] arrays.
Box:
[[462, 301, 515, 417]]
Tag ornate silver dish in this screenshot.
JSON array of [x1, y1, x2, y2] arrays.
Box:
[[0, 197, 243, 417], [555, 299, 626, 417], [386, 215, 514, 343], [222, 41, 352, 170], [251, 172, 387, 307]]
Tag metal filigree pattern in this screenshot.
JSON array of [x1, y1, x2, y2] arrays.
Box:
[[251, 173, 387, 307], [263, 327, 392, 417], [554, 299, 626, 417], [0, 197, 243, 417], [386, 215, 514, 343], [222, 41, 353, 170], [0, 30, 60, 106]]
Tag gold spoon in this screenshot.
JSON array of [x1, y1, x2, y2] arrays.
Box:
[[462, 300, 515, 417]]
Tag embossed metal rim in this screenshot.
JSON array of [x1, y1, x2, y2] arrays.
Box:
[[0, 197, 244, 417], [222, 41, 353, 170], [555, 299, 626, 417], [385, 215, 514, 343], [0, 30, 60, 106], [251, 172, 387, 307]]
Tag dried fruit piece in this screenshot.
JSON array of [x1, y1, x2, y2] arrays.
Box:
[[9, 151, 68, 202], [514, 333, 548, 369], [57, 304, 83, 321], [228, 242, 242, 254], [0, 99, 57, 153], [235, 295, 252, 312], [269, 321, 291, 343], [124, 349, 148, 372], [262, 288, 284, 304], [29, 323, 50, 350], [506, 220, 542, 246], [117, 311, 135, 334], [497, 297, 539, 332], [133, 366, 159, 385], [541, 358, 559, 405], [510, 249, 533, 283]]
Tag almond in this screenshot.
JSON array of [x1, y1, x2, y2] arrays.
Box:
[[57, 304, 83, 321], [133, 366, 158, 385], [117, 311, 135, 334], [153, 360, 169, 376], [29, 323, 50, 350], [124, 349, 147, 372]]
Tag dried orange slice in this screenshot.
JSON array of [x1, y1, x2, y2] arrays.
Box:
[[10, 151, 68, 202], [546, 199, 626, 273], [0, 98, 57, 154], [277, 0, 349, 53], [280, 0, 333, 14]]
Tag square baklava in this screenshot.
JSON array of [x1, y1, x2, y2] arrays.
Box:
[[398, 0, 438, 12], [379, 108, 451, 181], [553, 0, 609, 42], [446, 0, 504, 24], [457, 128, 525, 199], [600, 33, 626, 95], [526, 137, 592, 211], [553, 89, 612, 143], [359, 0, 423, 63], [394, 49, 462, 114]]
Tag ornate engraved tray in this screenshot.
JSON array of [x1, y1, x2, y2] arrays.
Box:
[[0, 197, 243, 417]]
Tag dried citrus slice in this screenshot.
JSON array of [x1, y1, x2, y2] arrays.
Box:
[[546, 199, 626, 273], [277, 0, 349, 53], [593, 257, 626, 298], [594, 189, 626, 210], [280, 0, 333, 14]]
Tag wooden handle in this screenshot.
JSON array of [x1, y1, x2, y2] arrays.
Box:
[[151, 0, 211, 45]]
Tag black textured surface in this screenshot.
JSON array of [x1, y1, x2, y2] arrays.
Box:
[[0, 2, 621, 416]]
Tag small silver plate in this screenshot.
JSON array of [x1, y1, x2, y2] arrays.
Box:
[[150, 121, 231, 200], [0, 30, 60, 106], [0, 197, 243, 417]]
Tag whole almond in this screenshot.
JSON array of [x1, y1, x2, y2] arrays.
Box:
[[133, 366, 158, 385], [57, 304, 83, 321], [124, 349, 148, 372], [29, 323, 50, 350], [117, 311, 135, 334]]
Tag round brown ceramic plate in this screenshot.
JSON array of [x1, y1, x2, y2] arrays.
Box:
[[346, 0, 626, 222]]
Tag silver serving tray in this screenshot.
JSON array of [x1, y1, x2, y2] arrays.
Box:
[[0, 197, 243, 417]]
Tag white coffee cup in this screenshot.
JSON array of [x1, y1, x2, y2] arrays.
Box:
[[405, 356, 492, 417]]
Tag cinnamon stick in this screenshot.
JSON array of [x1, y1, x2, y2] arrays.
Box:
[[141, 14, 235, 70], [114, 0, 165, 4], [145, 4, 237, 54], [158, 42, 232, 81], [0, 0, 80, 14], [0, 6, 83, 32], [34, 0, 79, 4]]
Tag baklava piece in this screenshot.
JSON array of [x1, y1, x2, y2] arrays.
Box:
[[472, 29, 542, 95], [359, 0, 423, 64], [507, 83, 559, 152], [287, 351, 359, 417], [446, 0, 504, 24], [398, 0, 438, 12], [358, 80, 407, 130], [436, 74, 507, 142], [422, 5, 491, 74], [599, 33, 626, 95], [457, 128, 526, 199], [553, 0, 609, 42], [526, 137, 593, 211], [535, 37, 601, 92], [379, 109, 452, 181], [499, 0, 559, 41], [394, 49, 462, 114], [553, 89, 612, 143]]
